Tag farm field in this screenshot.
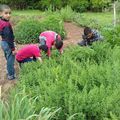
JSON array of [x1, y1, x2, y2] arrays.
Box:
[[0, 7, 120, 120]]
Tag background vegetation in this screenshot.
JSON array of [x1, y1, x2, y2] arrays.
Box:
[[0, 0, 119, 12]]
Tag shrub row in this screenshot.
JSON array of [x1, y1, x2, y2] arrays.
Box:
[[7, 41, 120, 120], [1, 0, 113, 12], [15, 15, 66, 44]]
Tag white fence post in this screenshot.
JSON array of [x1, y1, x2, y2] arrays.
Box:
[[113, 1, 117, 27]]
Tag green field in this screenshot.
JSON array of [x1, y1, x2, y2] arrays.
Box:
[[12, 10, 114, 27], [1, 8, 120, 120]]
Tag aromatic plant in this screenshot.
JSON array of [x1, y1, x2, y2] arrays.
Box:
[[12, 42, 120, 120]]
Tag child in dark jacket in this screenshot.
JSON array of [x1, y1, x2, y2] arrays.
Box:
[[78, 27, 103, 46], [0, 4, 16, 80]]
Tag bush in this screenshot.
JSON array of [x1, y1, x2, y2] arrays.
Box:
[[15, 15, 66, 44], [8, 42, 120, 120], [0, 93, 60, 120], [37, 0, 64, 11], [69, 0, 89, 12], [41, 15, 66, 39], [60, 6, 75, 22], [90, 0, 111, 11], [15, 20, 41, 44], [102, 26, 120, 47]]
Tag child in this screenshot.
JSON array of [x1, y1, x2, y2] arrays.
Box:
[[78, 27, 103, 46], [39, 31, 63, 57], [16, 44, 48, 66], [0, 4, 16, 80]]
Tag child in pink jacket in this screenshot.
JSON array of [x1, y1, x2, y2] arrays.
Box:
[[39, 31, 63, 57]]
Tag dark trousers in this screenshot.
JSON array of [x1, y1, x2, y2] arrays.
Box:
[[1, 41, 15, 77], [18, 57, 37, 67], [78, 40, 92, 46]]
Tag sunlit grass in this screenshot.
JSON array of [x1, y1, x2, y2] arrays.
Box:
[[12, 10, 43, 16]]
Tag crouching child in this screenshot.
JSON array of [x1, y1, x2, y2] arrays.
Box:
[[78, 27, 103, 46], [16, 44, 48, 67]]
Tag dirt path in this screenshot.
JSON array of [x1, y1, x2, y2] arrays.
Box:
[[64, 22, 83, 47], [0, 22, 83, 97]]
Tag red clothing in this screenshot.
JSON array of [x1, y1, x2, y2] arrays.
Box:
[[16, 44, 41, 61], [40, 31, 62, 57], [0, 18, 15, 51]]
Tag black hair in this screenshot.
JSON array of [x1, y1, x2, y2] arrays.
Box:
[[0, 4, 10, 12], [39, 45, 48, 53], [55, 40, 63, 50], [84, 27, 92, 36]]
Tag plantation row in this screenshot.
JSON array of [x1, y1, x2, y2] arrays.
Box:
[[14, 7, 119, 45], [1, 9, 120, 120], [15, 15, 66, 44], [1, 41, 120, 120]]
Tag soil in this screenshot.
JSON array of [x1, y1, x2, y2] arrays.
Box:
[[0, 22, 83, 98]]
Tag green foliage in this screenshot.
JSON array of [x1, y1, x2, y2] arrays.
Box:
[[41, 15, 66, 39], [37, 0, 63, 11], [90, 0, 112, 11], [15, 15, 66, 44], [69, 0, 89, 12], [60, 6, 75, 22], [15, 20, 41, 44], [72, 12, 113, 29], [8, 41, 120, 120], [0, 0, 115, 12], [102, 26, 120, 47], [0, 92, 60, 120]]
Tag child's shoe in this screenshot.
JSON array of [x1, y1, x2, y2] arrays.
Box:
[[7, 75, 16, 80]]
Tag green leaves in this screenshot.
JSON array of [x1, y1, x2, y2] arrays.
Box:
[[11, 42, 120, 120], [15, 15, 66, 44]]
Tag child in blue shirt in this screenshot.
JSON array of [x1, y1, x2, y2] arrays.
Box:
[[78, 27, 103, 46]]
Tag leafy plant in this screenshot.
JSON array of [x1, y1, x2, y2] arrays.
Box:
[[60, 6, 75, 22], [69, 0, 89, 12], [15, 15, 66, 44], [10, 42, 120, 120], [15, 20, 41, 44], [0, 92, 60, 120]]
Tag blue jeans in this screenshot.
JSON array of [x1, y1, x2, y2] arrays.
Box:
[[0, 41, 15, 77]]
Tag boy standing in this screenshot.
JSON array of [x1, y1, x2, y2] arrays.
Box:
[[39, 31, 63, 57], [78, 27, 103, 46], [0, 5, 16, 80]]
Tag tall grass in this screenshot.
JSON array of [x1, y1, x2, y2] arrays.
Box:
[[0, 92, 60, 120]]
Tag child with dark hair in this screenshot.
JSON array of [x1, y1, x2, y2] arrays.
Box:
[[0, 4, 16, 80], [16, 44, 48, 66], [55, 40, 63, 50], [78, 27, 103, 46], [39, 31, 63, 57]]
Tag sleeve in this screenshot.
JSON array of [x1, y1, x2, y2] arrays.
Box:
[[90, 30, 102, 42], [3, 26, 15, 50], [39, 36, 46, 45]]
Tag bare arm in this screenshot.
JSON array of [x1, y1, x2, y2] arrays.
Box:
[[37, 57, 42, 63]]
